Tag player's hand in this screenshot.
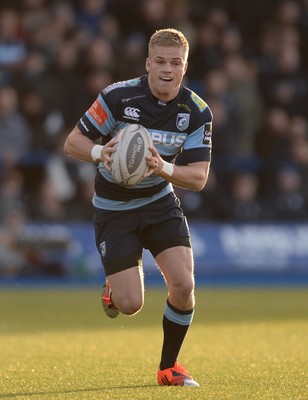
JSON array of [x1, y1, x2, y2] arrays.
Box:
[[144, 146, 164, 176], [102, 137, 118, 171]]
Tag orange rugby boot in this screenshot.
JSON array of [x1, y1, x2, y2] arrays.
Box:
[[157, 362, 199, 387], [101, 280, 119, 319]]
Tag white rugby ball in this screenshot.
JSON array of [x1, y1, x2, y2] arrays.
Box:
[[111, 124, 152, 186]]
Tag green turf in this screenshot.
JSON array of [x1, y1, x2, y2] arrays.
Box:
[[0, 286, 307, 399]]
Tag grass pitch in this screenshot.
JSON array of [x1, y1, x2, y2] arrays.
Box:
[[0, 286, 307, 400]]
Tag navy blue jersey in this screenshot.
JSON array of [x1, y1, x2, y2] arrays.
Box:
[[77, 75, 213, 210]]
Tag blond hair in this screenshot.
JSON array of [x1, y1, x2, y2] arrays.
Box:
[[148, 28, 189, 60]]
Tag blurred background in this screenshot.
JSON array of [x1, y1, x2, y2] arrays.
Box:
[[0, 0, 308, 285]]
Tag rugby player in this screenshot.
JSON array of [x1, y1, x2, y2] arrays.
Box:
[[64, 28, 213, 387]]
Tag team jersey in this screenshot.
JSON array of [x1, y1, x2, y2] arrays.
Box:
[[77, 75, 213, 211]]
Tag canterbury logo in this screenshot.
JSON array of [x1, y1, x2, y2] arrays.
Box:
[[124, 107, 140, 119]]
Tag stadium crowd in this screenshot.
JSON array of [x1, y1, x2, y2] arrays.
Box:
[[0, 0, 308, 233]]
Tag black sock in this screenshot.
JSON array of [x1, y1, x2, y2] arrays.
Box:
[[159, 299, 194, 371]]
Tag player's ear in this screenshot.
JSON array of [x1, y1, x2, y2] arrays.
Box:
[[183, 61, 188, 75], [145, 58, 150, 73]]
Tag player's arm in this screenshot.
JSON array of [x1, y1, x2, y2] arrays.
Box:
[[63, 125, 117, 171], [161, 160, 210, 192], [146, 146, 210, 191]]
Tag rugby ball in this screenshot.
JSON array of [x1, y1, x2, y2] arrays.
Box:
[[111, 124, 152, 186]]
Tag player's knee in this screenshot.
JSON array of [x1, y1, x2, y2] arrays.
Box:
[[181, 280, 194, 300], [170, 279, 194, 301], [117, 295, 144, 316]]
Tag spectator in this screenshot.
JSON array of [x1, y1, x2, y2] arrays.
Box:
[[0, 85, 31, 168], [255, 108, 292, 190], [0, 166, 25, 220], [0, 9, 26, 84], [81, 36, 115, 74], [221, 171, 268, 222], [275, 0, 301, 27], [289, 115, 308, 197], [138, 0, 169, 39], [260, 44, 308, 117], [175, 169, 226, 220], [267, 164, 308, 220], [114, 33, 147, 81], [195, 68, 237, 165], [12, 49, 48, 94], [75, 0, 108, 37], [0, 209, 28, 277], [166, 0, 196, 46], [189, 22, 222, 78], [39, 39, 85, 128], [30, 176, 68, 222], [19, 89, 49, 150], [81, 68, 114, 111], [223, 54, 264, 161]]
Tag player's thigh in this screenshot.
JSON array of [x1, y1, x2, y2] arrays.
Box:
[[155, 245, 195, 289]]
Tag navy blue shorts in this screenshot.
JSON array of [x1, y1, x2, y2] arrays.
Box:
[[93, 193, 191, 276]]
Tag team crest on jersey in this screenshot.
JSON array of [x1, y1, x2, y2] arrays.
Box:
[[100, 241, 106, 257], [176, 113, 190, 131]]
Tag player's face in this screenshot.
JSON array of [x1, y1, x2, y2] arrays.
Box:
[[146, 45, 188, 101]]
